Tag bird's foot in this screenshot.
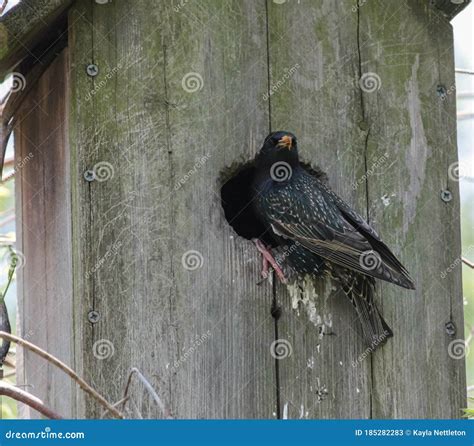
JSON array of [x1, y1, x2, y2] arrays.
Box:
[[252, 239, 287, 284]]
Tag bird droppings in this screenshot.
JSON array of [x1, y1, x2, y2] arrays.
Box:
[[356, 387, 360, 394], [283, 403, 289, 419], [307, 356, 315, 369], [287, 277, 333, 336], [339, 361, 343, 366]]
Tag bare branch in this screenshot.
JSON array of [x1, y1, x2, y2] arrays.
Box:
[[0, 331, 124, 419], [462, 257, 474, 269], [122, 367, 173, 419], [0, 381, 62, 419], [456, 68, 474, 75], [100, 396, 129, 419]]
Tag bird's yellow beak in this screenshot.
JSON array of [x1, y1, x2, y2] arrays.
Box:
[[277, 135, 293, 150]]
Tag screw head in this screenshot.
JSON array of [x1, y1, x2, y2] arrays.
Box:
[[436, 85, 447, 98], [84, 170, 96, 182], [88, 310, 100, 324], [86, 64, 99, 77], [445, 321, 456, 337], [440, 189, 453, 202]]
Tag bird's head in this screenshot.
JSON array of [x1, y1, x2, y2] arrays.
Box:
[[257, 131, 299, 167]]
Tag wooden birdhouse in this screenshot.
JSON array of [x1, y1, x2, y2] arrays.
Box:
[[0, 0, 468, 418]]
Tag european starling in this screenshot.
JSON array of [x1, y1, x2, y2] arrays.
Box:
[[252, 131, 415, 349]]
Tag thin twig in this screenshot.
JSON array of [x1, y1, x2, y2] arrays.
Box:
[[0, 381, 62, 419], [456, 68, 474, 75], [462, 257, 474, 269], [100, 396, 129, 419], [122, 367, 172, 419], [0, 332, 124, 419]]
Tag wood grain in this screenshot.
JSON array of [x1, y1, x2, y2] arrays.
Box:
[[15, 49, 73, 418], [69, 0, 275, 418], [14, 0, 466, 419]]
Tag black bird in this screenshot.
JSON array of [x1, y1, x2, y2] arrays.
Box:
[[251, 131, 415, 350]]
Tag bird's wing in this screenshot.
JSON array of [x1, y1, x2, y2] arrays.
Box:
[[261, 171, 415, 289]]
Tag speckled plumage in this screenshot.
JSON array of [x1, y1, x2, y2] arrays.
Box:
[[252, 131, 415, 349]]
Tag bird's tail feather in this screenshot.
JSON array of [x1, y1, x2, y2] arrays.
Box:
[[339, 272, 393, 350]]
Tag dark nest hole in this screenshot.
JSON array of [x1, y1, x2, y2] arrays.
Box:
[[220, 160, 327, 246], [220, 161, 274, 246]]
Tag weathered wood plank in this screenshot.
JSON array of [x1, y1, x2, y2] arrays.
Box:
[[358, 0, 466, 418], [13, 0, 464, 419], [267, 0, 372, 419], [0, 0, 72, 79], [69, 0, 275, 418], [15, 48, 73, 418]]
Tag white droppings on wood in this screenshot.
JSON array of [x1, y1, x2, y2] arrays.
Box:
[[299, 404, 305, 419], [307, 356, 315, 369], [286, 277, 333, 335]]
